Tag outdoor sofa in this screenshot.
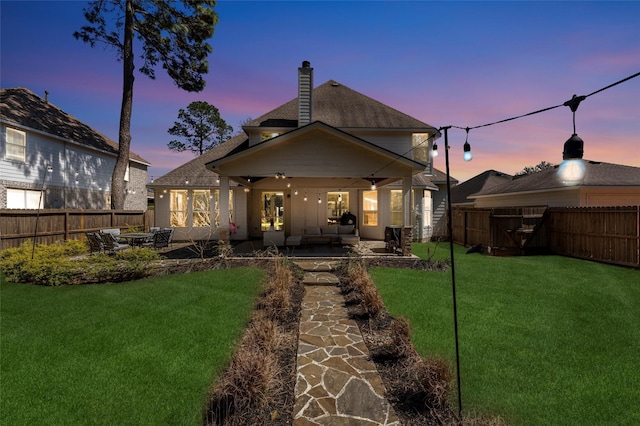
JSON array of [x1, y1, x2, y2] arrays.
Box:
[[301, 225, 360, 246]]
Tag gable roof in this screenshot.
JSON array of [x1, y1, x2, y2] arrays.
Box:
[[451, 170, 513, 204], [208, 121, 427, 174], [244, 80, 440, 132], [0, 87, 149, 165], [472, 161, 640, 198]]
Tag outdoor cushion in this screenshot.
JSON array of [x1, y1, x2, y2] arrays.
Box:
[[338, 225, 355, 234], [305, 226, 321, 236], [321, 226, 339, 235]]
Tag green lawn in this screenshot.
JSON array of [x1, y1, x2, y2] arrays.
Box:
[[371, 243, 640, 425], [0, 268, 264, 425]]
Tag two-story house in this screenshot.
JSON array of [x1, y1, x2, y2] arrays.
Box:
[[150, 62, 455, 247], [1, 88, 149, 210]]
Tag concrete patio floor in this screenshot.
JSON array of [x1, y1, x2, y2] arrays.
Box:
[[230, 239, 413, 259]]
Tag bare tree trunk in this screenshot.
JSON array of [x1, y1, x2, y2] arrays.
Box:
[[111, 0, 135, 210]]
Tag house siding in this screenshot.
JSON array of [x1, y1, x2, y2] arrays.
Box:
[[431, 185, 449, 239], [1, 124, 147, 210]]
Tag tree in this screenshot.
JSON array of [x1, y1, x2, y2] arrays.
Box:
[[515, 161, 556, 176], [167, 101, 233, 156], [74, 0, 217, 209]]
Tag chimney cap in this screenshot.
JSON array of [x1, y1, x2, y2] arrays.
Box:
[[302, 60, 311, 68]]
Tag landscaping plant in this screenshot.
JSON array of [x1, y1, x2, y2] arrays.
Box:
[[0, 240, 160, 285]]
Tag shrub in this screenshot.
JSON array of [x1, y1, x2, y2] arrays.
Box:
[[0, 241, 160, 285]]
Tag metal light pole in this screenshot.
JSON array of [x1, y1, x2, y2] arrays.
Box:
[[441, 126, 463, 418], [31, 163, 53, 259]]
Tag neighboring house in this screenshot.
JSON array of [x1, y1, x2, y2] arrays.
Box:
[[470, 161, 640, 208], [451, 170, 513, 207], [1, 88, 150, 210], [150, 61, 454, 243]]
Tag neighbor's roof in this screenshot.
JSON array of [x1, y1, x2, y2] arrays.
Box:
[[472, 161, 640, 198], [0, 87, 149, 165], [451, 170, 513, 204], [244, 80, 440, 132]]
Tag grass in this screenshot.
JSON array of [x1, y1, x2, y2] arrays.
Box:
[[0, 268, 264, 425], [370, 243, 640, 425]]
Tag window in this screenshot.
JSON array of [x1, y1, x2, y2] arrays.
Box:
[[170, 190, 188, 227], [5, 128, 26, 161], [390, 190, 403, 226], [192, 190, 211, 227], [261, 132, 280, 141], [261, 192, 284, 231], [362, 190, 378, 226], [412, 133, 430, 164], [327, 192, 349, 224], [7, 188, 42, 209]]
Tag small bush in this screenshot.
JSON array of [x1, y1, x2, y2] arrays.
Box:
[[0, 241, 160, 285]]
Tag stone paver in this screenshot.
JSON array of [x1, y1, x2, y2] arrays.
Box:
[[293, 261, 399, 426]]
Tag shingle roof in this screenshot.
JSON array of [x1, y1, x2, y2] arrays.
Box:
[[150, 133, 248, 187], [244, 80, 439, 131], [472, 161, 640, 197], [0, 87, 149, 164], [427, 167, 457, 185], [451, 170, 512, 203]]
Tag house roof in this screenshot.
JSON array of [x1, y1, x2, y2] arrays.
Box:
[[150, 133, 248, 187], [0, 87, 149, 165], [425, 167, 457, 186], [451, 170, 513, 204], [244, 80, 440, 132], [472, 161, 640, 198]]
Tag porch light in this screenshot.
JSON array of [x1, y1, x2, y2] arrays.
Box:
[[287, 181, 291, 188], [304, 193, 308, 202], [338, 193, 342, 202], [432, 142, 439, 157], [318, 194, 322, 204], [370, 180, 376, 190], [558, 94, 586, 185], [185, 177, 189, 185], [463, 128, 472, 162], [294, 189, 298, 196], [216, 176, 220, 184]]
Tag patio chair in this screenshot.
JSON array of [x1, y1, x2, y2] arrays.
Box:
[[143, 229, 171, 250], [100, 228, 127, 243], [86, 232, 104, 254], [99, 232, 130, 252], [161, 228, 174, 248]]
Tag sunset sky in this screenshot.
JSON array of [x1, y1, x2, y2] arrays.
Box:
[[2, 1, 639, 183]]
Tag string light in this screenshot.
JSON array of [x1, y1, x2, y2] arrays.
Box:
[[463, 127, 472, 162]]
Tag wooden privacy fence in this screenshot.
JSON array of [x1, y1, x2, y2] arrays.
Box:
[[452, 206, 639, 268], [0, 209, 155, 250], [547, 206, 639, 268]]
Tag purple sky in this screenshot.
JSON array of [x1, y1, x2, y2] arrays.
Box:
[[2, 1, 639, 183]]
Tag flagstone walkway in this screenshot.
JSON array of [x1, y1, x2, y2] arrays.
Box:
[[293, 260, 400, 426]]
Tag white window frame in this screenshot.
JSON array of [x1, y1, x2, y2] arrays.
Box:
[[5, 127, 26, 162], [7, 188, 42, 209]]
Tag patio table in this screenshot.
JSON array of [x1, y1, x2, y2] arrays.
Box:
[[119, 233, 153, 247]]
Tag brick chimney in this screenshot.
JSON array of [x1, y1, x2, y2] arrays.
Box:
[[298, 61, 313, 127]]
